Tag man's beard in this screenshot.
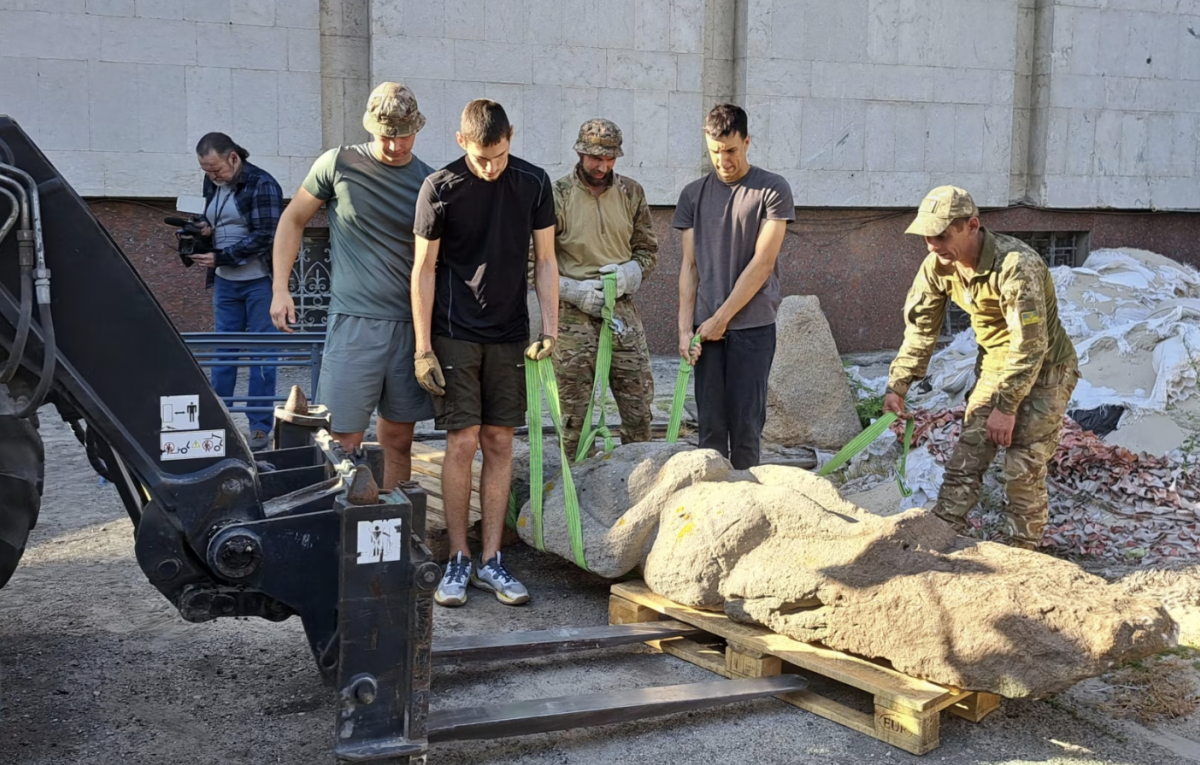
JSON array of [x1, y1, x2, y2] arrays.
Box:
[[580, 164, 612, 188]]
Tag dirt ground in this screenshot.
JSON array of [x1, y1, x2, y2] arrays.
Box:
[[7, 369, 1200, 765]]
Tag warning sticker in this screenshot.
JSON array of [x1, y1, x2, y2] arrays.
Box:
[[356, 518, 404, 564], [160, 429, 225, 461], [160, 395, 200, 431]]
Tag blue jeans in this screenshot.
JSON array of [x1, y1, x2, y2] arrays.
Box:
[[212, 275, 277, 433]]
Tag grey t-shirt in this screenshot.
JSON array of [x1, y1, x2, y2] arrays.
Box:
[[208, 185, 269, 281], [302, 145, 433, 321], [673, 166, 795, 330]]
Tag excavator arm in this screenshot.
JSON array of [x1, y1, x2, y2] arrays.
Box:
[[0, 115, 440, 761]]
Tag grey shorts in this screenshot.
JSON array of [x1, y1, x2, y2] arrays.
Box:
[[317, 314, 435, 434]]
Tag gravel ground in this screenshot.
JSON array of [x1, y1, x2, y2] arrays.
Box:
[[4, 359, 1200, 764]]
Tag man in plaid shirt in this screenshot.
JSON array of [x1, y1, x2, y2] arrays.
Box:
[[193, 132, 283, 450]]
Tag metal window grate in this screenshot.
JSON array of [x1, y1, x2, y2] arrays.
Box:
[[942, 231, 1088, 337]]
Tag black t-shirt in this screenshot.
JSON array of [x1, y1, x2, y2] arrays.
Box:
[[414, 155, 555, 343]]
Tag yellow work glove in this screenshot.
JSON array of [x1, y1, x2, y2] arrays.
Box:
[[525, 335, 555, 361], [414, 351, 445, 396]]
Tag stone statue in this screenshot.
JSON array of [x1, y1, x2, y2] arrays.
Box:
[[516, 442, 1176, 698]]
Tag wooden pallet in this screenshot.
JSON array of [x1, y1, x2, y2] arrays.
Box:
[[609, 581, 1000, 755]]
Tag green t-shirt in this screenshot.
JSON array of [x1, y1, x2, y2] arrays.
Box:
[[302, 145, 433, 321]]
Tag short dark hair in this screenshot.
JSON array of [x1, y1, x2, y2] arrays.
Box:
[[195, 132, 249, 160], [460, 99, 511, 147], [704, 103, 748, 140]]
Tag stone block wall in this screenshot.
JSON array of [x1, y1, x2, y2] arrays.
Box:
[[369, 0, 713, 202], [1028, 0, 1200, 209], [0, 0, 324, 195]]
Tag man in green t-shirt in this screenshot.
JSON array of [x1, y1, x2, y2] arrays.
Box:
[[271, 82, 434, 491]]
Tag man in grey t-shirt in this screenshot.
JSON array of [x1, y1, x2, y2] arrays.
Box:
[[673, 103, 794, 469], [270, 82, 434, 491]]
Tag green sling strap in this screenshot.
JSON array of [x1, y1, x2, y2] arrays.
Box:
[[574, 274, 618, 463], [524, 356, 588, 570], [666, 334, 702, 443], [817, 411, 915, 498]]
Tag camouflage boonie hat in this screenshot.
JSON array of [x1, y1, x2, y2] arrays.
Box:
[[573, 118, 624, 158], [362, 82, 426, 138], [905, 186, 980, 236]]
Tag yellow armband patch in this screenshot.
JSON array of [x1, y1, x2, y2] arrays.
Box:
[[1021, 310, 1041, 326]]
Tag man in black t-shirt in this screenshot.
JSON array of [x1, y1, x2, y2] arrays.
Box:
[[412, 99, 559, 608]]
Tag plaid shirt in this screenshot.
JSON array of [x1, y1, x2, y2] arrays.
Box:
[[201, 160, 283, 288]]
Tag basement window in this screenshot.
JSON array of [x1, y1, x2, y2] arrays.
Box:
[[942, 231, 1089, 337]]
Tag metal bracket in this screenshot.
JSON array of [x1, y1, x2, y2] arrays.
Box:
[[333, 483, 437, 763]]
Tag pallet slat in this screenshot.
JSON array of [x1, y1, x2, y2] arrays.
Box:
[[609, 581, 999, 756], [611, 581, 952, 712]]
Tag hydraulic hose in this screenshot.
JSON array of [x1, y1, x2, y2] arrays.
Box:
[[0, 173, 32, 385], [15, 306, 53, 419], [0, 163, 55, 417], [0, 185, 17, 243]]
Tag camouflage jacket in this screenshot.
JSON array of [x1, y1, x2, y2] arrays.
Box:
[[887, 229, 1077, 415], [551, 166, 657, 282]]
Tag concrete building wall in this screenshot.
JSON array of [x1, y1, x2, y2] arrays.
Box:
[[0, 0, 324, 195], [5, 0, 1200, 210], [368, 0, 713, 202], [1028, 0, 1200, 209], [735, 0, 1022, 208]]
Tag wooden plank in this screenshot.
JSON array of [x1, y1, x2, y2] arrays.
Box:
[[638, 629, 926, 753], [412, 473, 482, 517], [778, 690, 877, 738], [660, 638, 728, 675], [609, 594, 662, 626], [726, 644, 783, 679], [875, 697, 940, 755], [611, 582, 955, 713], [948, 692, 1001, 723], [411, 454, 482, 494]]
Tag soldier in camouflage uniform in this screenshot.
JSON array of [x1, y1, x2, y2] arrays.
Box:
[[883, 186, 1079, 549], [552, 119, 658, 457]]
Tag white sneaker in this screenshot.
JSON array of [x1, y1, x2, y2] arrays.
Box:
[[434, 552, 472, 607], [470, 552, 530, 605]]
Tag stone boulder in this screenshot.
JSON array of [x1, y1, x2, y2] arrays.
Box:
[[763, 295, 863, 449], [518, 442, 1177, 698]]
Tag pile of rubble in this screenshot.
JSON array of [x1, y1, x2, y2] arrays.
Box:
[[839, 246, 1200, 564], [883, 408, 1200, 563]]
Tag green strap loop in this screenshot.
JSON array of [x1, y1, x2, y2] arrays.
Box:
[[574, 274, 618, 463], [666, 334, 702, 443], [817, 411, 915, 497], [525, 356, 589, 570]]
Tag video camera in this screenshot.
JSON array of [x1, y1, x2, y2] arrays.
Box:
[[165, 195, 212, 267]]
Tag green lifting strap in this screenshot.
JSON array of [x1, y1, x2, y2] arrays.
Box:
[[817, 411, 915, 498], [574, 274, 618, 463], [524, 356, 589, 570], [666, 334, 702, 443]]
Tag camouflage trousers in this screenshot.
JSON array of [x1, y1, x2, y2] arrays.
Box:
[[933, 360, 1080, 547], [554, 298, 655, 458]]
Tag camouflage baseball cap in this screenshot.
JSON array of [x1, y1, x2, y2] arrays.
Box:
[[905, 186, 980, 236], [573, 118, 624, 158], [362, 82, 426, 138]]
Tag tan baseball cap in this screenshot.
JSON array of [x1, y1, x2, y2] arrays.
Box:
[[905, 186, 980, 236], [362, 82, 426, 138]]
